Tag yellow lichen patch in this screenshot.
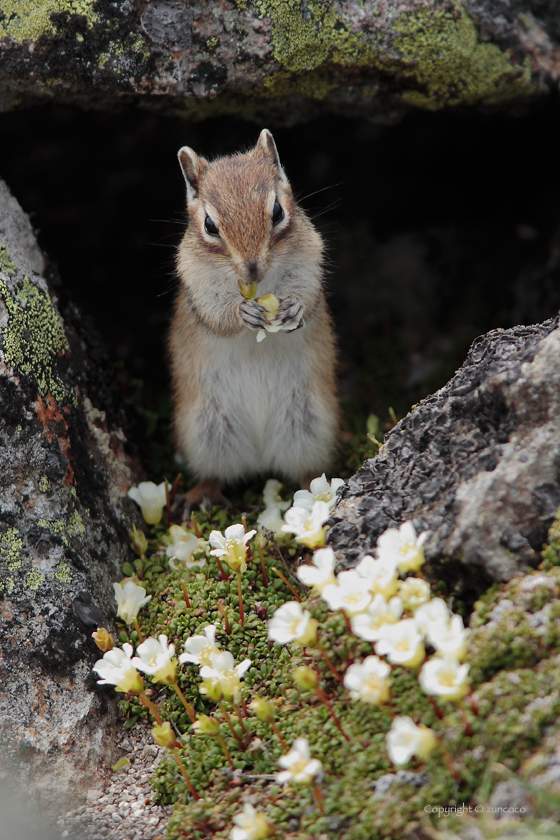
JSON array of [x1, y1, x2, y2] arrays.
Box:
[[0, 1, 99, 42], [392, 3, 535, 109], [38, 517, 69, 547], [0, 275, 70, 403], [0, 243, 16, 275], [0, 527, 23, 571], [254, 0, 372, 85], [67, 510, 85, 538], [38, 475, 52, 493], [54, 562, 72, 584], [26, 570, 45, 591]]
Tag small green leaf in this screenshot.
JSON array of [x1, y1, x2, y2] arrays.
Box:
[[111, 757, 131, 771], [121, 562, 135, 577]]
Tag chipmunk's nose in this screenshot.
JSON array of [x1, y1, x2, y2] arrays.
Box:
[[247, 260, 260, 282]]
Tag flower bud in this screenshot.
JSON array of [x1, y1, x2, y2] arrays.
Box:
[[129, 523, 148, 556], [199, 678, 224, 703], [250, 696, 275, 723], [92, 627, 114, 652], [192, 714, 220, 737], [293, 666, 318, 691], [151, 721, 177, 749]]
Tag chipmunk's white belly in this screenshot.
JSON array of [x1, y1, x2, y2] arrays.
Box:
[[186, 326, 333, 482]]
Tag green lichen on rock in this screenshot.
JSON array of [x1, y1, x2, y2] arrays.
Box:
[[67, 509, 85, 538], [0, 274, 69, 402], [255, 0, 371, 92], [54, 561, 72, 584], [0, 526, 23, 571], [25, 570, 45, 591], [0, 0, 99, 42], [392, 2, 535, 109], [0, 244, 16, 275]]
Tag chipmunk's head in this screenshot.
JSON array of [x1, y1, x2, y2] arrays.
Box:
[[178, 130, 301, 287]]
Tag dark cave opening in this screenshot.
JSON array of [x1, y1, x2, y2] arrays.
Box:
[[1, 97, 559, 475]]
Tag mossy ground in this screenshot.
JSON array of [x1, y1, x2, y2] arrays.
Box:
[[112, 481, 560, 839]]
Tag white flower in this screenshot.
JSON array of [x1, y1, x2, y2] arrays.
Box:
[[398, 578, 431, 612], [387, 716, 437, 766], [293, 474, 345, 512], [131, 634, 177, 685], [199, 651, 251, 700], [377, 521, 428, 573], [321, 569, 373, 616], [281, 500, 330, 548], [209, 523, 256, 573], [179, 625, 221, 667], [351, 594, 404, 641], [263, 479, 290, 512], [127, 481, 167, 525], [343, 655, 391, 705], [113, 580, 152, 625], [296, 547, 337, 594], [375, 619, 425, 668], [230, 803, 271, 840], [414, 598, 450, 638], [277, 738, 323, 786], [426, 615, 469, 660], [419, 654, 470, 700], [354, 554, 399, 600], [257, 480, 290, 535], [93, 643, 144, 694], [166, 524, 206, 569], [268, 601, 317, 646]]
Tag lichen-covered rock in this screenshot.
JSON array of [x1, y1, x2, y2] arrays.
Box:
[[0, 178, 141, 815], [329, 316, 560, 588], [0, 0, 558, 121]]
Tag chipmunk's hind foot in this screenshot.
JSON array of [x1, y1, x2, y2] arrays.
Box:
[[174, 479, 232, 521]]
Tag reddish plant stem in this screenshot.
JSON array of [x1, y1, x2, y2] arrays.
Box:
[[234, 703, 248, 735], [340, 610, 353, 633], [239, 694, 248, 718], [312, 782, 325, 814], [218, 600, 231, 635], [171, 473, 183, 506], [215, 557, 228, 581], [139, 692, 163, 725], [190, 512, 200, 538], [428, 695, 444, 719], [172, 747, 200, 800], [459, 705, 473, 737], [271, 567, 301, 602], [315, 686, 350, 741], [271, 721, 288, 751], [315, 640, 343, 683], [237, 571, 245, 628], [436, 739, 461, 782], [216, 733, 234, 769], [181, 579, 191, 609], [133, 618, 144, 644], [257, 543, 269, 587], [173, 683, 196, 722], [219, 701, 246, 750]]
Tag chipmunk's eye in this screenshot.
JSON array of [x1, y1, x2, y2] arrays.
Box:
[[272, 200, 284, 225], [204, 215, 219, 236]]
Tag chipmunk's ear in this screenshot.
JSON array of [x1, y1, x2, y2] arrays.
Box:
[[178, 146, 208, 204], [255, 129, 287, 183]]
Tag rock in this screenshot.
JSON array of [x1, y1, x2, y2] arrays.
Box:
[[0, 178, 141, 815], [0, 0, 558, 121], [329, 315, 560, 588]]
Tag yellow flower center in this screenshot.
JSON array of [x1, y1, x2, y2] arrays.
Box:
[[290, 758, 310, 778], [396, 638, 411, 652], [439, 668, 457, 687]]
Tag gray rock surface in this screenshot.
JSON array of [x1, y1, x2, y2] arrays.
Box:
[[0, 178, 141, 816], [329, 315, 560, 588], [0, 0, 559, 121]]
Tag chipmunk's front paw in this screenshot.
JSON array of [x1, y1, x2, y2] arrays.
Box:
[[276, 295, 305, 330], [239, 299, 269, 330]]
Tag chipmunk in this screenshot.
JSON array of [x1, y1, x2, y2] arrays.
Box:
[[169, 129, 339, 511]]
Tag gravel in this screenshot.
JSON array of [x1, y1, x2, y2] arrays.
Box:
[[55, 726, 172, 840]]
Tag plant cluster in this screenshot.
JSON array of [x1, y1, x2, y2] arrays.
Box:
[[90, 476, 560, 839]]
